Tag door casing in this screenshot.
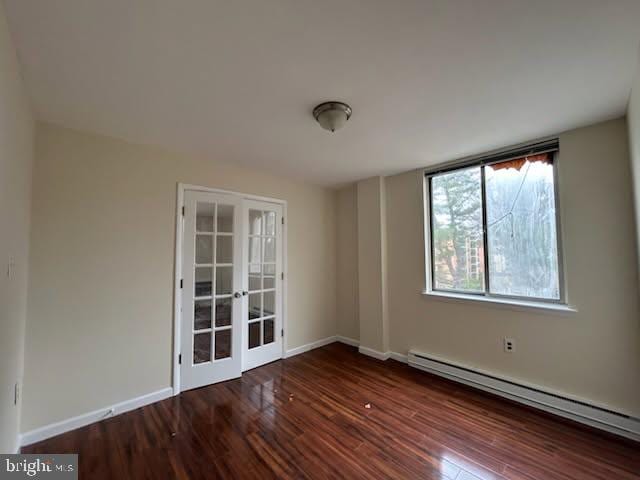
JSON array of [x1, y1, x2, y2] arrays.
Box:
[[173, 183, 288, 395]]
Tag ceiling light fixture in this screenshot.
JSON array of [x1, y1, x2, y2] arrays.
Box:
[[313, 101, 352, 132]]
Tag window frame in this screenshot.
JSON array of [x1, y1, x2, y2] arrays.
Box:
[[423, 139, 568, 307]]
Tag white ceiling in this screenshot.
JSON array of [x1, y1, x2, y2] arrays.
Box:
[[4, 0, 640, 186]]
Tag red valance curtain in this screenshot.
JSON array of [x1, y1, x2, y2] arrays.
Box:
[[490, 153, 551, 171]]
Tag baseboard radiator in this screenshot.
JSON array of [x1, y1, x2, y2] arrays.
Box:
[[408, 350, 640, 442]]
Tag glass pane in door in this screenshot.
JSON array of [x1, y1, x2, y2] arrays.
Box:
[[264, 212, 276, 236], [217, 205, 234, 233], [248, 293, 261, 320], [191, 200, 236, 365], [196, 235, 213, 264], [195, 267, 212, 297], [264, 319, 275, 344], [194, 299, 212, 330], [248, 265, 261, 291], [196, 202, 215, 232], [215, 330, 231, 359], [216, 236, 233, 264], [249, 210, 262, 235], [246, 208, 279, 351], [194, 332, 212, 364], [248, 322, 261, 349], [215, 266, 233, 295], [263, 291, 275, 317], [215, 297, 232, 327], [263, 237, 275, 262]]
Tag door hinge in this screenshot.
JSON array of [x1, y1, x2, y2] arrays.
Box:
[[281, 272, 284, 280], [182, 206, 185, 216], [180, 279, 183, 288], [178, 354, 182, 365], [281, 329, 284, 337], [281, 217, 284, 225]]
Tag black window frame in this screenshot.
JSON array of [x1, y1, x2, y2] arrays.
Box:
[[425, 139, 566, 305]]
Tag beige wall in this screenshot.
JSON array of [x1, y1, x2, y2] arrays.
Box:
[[335, 185, 359, 341], [384, 118, 640, 415], [23, 123, 337, 432], [629, 62, 640, 285], [356, 177, 388, 352], [0, 2, 34, 453]]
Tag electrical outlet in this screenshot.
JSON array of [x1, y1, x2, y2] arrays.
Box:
[[504, 337, 515, 353]]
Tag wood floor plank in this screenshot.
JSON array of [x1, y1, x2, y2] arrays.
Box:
[[23, 343, 639, 479]]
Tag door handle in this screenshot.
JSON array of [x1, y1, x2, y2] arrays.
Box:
[[233, 292, 242, 299], [242, 291, 248, 296]]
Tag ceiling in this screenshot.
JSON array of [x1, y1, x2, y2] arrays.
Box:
[[4, 0, 640, 186]]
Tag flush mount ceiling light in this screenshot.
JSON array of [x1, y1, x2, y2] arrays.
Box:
[[313, 101, 352, 132]]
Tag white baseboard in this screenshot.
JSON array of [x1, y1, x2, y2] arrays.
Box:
[[336, 336, 359, 347], [284, 336, 338, 358], [408, 350, 640, 442], [388, 351, 408, 363], [20, 387, 173, 447], [358, 346, 390, 360], [357, 346, 408, 363]]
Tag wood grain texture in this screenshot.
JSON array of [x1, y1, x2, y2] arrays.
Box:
[[24, 343, 639, 479]]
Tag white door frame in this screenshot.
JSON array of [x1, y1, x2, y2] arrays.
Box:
[[172, 183, 288, 395]]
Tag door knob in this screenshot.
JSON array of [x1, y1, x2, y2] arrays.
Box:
[[233, 292, 242, 298]]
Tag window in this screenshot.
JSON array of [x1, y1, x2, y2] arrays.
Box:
[[426, 141, 563, 303]]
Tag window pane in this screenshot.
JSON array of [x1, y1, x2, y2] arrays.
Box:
[[215, 266, 232, 295], [214, 330, 231, 359], [194, 299, 212, 330], [195, 235, 213, 264], [249, 210, 262, 235], [264, 319, 275, 345], [248, 321, 261, 349], [196, 202, 214, 232], [263, 290, 275, 316], [263, 237, 275, 262], [248, 237, 261, 264], [431, 167, 485, 292], [195, 267, 212, 297], [215, 297, 232, 327], [263, 271, 275, 290], [193, 332, 211, 364], [248, 293, 261, 320], [216, 235, 232, 264], [217, 205, 234, 233], [486, 159, 559, 299], [248, 267, 261, 291], [264, 211, 276, 236]]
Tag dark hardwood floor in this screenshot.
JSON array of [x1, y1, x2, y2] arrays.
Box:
[[24, 343, 639, 479]]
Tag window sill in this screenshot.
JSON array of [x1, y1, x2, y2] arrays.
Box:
[[421, 290, 577, 314]]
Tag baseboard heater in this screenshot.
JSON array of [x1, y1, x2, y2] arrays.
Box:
[[408, 350, 640, 442]]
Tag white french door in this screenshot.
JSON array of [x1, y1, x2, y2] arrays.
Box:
[[180, 191, 243, 391], [179, 190, 284, 392], [242, 200, 284, 371]]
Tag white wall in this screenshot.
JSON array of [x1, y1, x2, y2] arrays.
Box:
[[628, 61, 640, 285], [23, 123, 337, 432], [384, 118, 640, 416], [0, 1, 34, 453], [335, 185, 359, 341]]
